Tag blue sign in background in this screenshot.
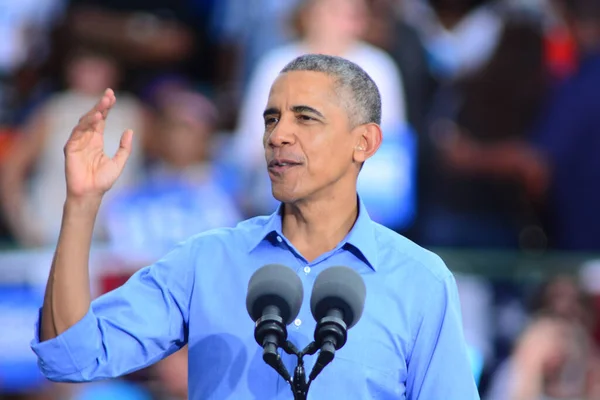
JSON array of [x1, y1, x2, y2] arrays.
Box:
[[0, 284, 46, 392]]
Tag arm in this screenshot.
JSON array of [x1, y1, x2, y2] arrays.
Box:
[[0, 110, 48, 246], [440, 134, 549, 199], [32, 240, 194, 382], [30, 90, 191, 382], [406, 274, 480, 400], [38, 90, 128, 342]]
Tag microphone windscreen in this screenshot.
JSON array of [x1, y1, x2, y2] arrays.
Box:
[[310, 266, 366, 329], [246, 264, 304, 325]]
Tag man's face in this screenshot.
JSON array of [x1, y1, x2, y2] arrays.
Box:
[[263, 71, 358, 203]]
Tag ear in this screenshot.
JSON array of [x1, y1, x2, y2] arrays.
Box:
[[352, 123, 382, 164]]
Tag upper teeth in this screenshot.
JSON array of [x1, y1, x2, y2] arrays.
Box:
[[279, 162, 288, 166]]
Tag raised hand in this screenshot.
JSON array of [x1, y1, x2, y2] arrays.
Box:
[[64, 89, 133, 200]]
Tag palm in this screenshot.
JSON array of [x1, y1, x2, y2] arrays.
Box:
[[64, 89, 133, 198]]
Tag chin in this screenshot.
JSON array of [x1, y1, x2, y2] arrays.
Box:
[[271, 185, 303, 204]]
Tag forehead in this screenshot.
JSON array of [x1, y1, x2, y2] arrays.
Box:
[[266, 70, 342, 111]]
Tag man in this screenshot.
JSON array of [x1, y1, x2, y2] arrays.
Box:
[[31, 54, 478, 399]]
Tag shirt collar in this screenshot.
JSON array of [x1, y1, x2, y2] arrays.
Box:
[[247, 196, 378, 271]]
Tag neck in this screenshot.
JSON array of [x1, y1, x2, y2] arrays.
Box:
[[282, 190, 359, 263]]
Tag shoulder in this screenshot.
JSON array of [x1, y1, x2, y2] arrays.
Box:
[[180, 215, 272, 252], [372, 222, 452, 284]]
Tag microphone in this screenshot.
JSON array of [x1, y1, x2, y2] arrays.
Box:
[[308, 266, 366, 381], [246, 264, 304, 383]]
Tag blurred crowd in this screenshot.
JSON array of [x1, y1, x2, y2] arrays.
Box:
[[1, 0, 600, 398]]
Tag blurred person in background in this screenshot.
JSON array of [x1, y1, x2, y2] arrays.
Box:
[[0, 47, 147, 248], [0, 0, 66, 125], [413, 0, 549, 249], [363, 0, 437, 138], [232, 0, 409, 219], [101, 89, 242, 266], [528, 0, 600, 252], [408, 0, 550, 388], [63, 0, 213, 96], [437, 0, 600, 252], [210, 0, 303, 129], [402, 0, 507, 82], [486, 276, 600, 400]]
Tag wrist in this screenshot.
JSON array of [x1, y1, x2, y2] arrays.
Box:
[[64, 195, 103, 217]]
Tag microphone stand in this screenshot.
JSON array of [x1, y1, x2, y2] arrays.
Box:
[[262, 313, 347, 400]]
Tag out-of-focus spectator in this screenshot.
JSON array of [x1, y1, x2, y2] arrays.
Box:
[[529, 0, 600, 252], [402, 0, 505, 81], [417, 11, 548, 249], [232, 0, 408, 217], [441, 0, 600, 252], [64, 0, 212, 95], [0, 47, 147, 248], [363, 0, 436, 138], [0, 0, 66, 125], [102, 90, 242, 265], [210, 0, 302, 129], [486, 276, 600, 400]]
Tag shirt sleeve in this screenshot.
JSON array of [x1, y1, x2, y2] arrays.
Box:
[[406, 274, 480, 400], [30, 239, 196, 382]]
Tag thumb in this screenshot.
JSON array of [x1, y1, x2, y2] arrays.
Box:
[[112, 129, 134, 170]]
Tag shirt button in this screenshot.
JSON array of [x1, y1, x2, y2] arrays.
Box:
[[276, 236, 283, 243], [294, 318, 302, 327], [303, 266, 311, 274]]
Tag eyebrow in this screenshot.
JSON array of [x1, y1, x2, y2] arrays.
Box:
[[262, 105, 325, 119], [291, 105, 325, 119], [263, 107, 279, 118]]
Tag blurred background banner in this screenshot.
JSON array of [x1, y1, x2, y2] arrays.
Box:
[[1, 0, 600, 399]]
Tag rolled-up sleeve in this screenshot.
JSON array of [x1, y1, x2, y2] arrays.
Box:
[[30, 239, 196, 382], [406, 274, 480, 400]]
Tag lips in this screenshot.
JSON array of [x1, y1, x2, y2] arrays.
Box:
[[268, 158, 302, 174], [268, 158, 302, 167]]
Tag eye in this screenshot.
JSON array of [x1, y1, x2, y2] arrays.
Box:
[[264, 117, 279, 127], [298, 115, 315, 122]]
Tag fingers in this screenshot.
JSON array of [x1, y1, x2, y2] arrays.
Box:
[[77, 89, 114, 123], [72, 89, 116, 136], [98, 88, 116, 119], [112, 129, 134, 170]]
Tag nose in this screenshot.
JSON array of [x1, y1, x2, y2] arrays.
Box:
[[265, 117, 295, 148]]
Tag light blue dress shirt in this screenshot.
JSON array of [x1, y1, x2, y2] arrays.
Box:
[[31, 198, 479, 399]]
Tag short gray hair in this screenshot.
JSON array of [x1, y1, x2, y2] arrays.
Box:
[[280, 54, 382, 126]]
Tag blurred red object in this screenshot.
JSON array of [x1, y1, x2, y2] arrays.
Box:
[[96, 255, 145, 295], [0, 128, 17, 163], [545, 26, 578, 81], [100, 273, 133, 294]]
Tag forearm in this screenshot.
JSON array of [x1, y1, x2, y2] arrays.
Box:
[[40, 196, 102, 341]]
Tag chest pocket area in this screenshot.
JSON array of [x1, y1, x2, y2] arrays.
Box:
[[331, 337, 407, 399]]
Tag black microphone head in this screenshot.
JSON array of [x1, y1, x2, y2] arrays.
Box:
[[310, 266, 366, 329], [246, 264, 304, 325]]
